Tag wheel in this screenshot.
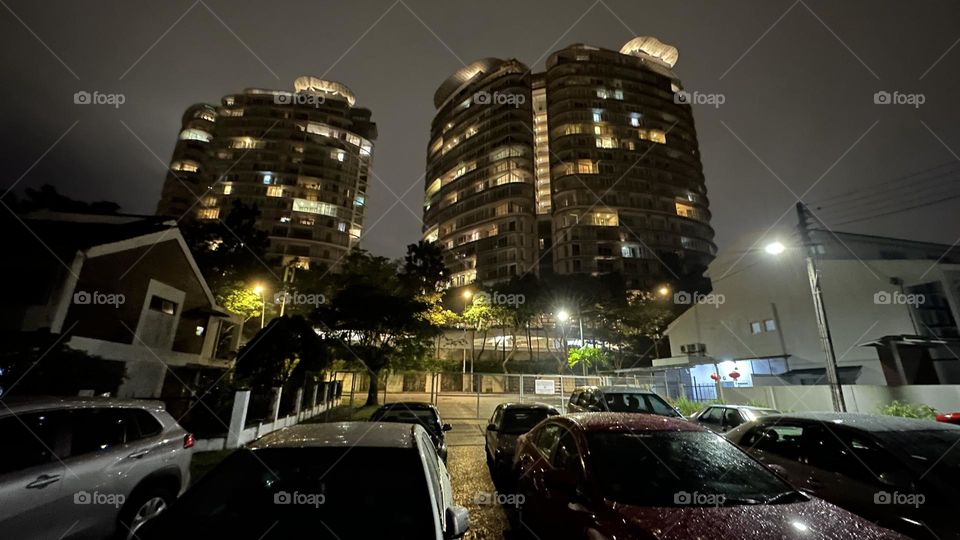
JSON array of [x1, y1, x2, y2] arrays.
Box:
[[117, 486, 175, 539]]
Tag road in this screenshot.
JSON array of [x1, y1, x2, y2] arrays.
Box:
[[445, 421, 513, 539]]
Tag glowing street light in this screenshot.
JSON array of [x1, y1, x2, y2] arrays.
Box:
[[657, 285, 671, 297], [252, 283, 266, 329], [556, 309, 570, 322], [764, 241, 786, 255]]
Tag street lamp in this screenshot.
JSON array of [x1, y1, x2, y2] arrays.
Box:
[[764, 225, 846, 412], [556, 310, 570, 322], [657, 285, 671, 297], [253, 283, 266, 329], [461, 289, 473, 374]]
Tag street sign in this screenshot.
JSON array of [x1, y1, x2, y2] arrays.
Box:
[[534, 379, 555, 395]]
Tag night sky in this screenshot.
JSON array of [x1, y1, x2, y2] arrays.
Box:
[[2, 0, 959, 259]]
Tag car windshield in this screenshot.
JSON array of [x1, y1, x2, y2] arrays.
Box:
[[874, 429, 960, 485], [587, 431, 794, 506], [500, 409, 553, 434], [141, 447, 435, 539], [376, 408, 439, 429], [604, 392, 680, 416]]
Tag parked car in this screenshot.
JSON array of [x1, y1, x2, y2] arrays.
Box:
[[690, 404, 780, 432], [485, 403, 559, 483], [369, 401, 452, 462], [936, 411, 960, 425], [0, 397, 193, 540], [566, 386, 681, 417], [511, 412, 903, 539], [727, 412, 960, 539], [137, 422, 468, 540]]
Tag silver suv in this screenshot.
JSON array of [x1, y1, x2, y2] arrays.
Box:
[[0, 397, 193, 539]]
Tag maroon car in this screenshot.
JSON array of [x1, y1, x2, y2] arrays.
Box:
[[511, 413, 905, 539]]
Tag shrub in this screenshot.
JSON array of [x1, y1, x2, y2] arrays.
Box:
[[671, 397, 717, 416], [877, 400, 937, 420]]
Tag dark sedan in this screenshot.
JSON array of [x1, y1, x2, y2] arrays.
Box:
[[511, 413, 904, 539], [690, 404, 780, 432], [727, 412, 960, 539], [485, 402, 559, 484], [370, 402, 452, 462]]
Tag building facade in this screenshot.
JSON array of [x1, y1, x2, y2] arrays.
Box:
[[158, 77, 377, 272], [423, 37, 716, 290], [662, 228, 960, 387]]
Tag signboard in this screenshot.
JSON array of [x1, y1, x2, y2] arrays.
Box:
[[534, 379, 555, 395]]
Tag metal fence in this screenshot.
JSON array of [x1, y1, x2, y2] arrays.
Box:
[[333, 371, 671, 419]]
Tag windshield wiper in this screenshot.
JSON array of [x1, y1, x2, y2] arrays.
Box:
[[761, 491, 808, 505]]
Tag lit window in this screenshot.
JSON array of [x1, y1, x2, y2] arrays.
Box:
[[595, 137, 617, 149], [354, 195, 366, 207], [585, 212, 618, 226], [639, 129, 666, 144], [630, 116, 640, 127], [576, 160, 597, 174], [592, 112, 602, 122], [223, 182, 233, 195], [266, 186, 283, 197], [750, 322, 762, 334], [596, 88, 610, 99], [764, 319, 777, 332], [280, 216, 291, 223], [676, 202, 696, 218], [262, 174, 273, 185], [337, 222, 347, 232], [197, 208, 219, 220], [614, 90, 624, 100], [179, 129, 211, 142], [230, 137, 259, 149], [331, 150, 346, 162], [170, 160, 199, 172]]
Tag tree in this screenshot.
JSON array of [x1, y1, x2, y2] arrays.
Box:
[[0, 330, 124, 398], [462, 294, 495, 369], [180, 200, 271, 293], [8, 184, 121, 215], [233, 315, 329, 392], [567, 346, 609, 375], [217, 280, 264, 339], [312, 247, 443, 406]]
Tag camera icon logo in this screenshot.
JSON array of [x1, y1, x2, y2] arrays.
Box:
[[73, 291, 92, 304], [673, 291, 692, 305], [873, 91, 891, 105], [873, 291, 892, 305], [473, 91, 491, 105], [274, 491, 291, 505], [74, 91, 92, 105], [473, 491, 491, 505], [674, 491, 691, 504], [274, 94, 293, 105], [674, 91, 691, 105], [874, 491, 891, 504], [74, 491, 91, 504]]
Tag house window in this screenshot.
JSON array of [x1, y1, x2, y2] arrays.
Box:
[[149, 296, 177, 316], [266, 186, 283, 197], [750, 321, 762, 334], [764, 319, 777, 332]]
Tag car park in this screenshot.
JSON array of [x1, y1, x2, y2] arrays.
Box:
[[690, 404, 780, 432], [727, 412, 960, 539], [369, 401, 452, 462], [137, 422, 469, 540], [484, 402, 559, 483], [566, 385, 681, 417], [510, 412, 903, 539], [0, 397, 193, 540]]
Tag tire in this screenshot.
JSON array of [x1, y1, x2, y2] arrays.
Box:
[[116, 486, 175, 539]]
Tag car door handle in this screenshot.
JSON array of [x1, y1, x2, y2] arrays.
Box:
[[127, 449, 150, 459], [26, 474, 61, 489]]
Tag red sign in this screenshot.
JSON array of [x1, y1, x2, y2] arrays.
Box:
[[729, 371, 741, 380]]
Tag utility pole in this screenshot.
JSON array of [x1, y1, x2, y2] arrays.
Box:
[[796, 202, 846, 412]]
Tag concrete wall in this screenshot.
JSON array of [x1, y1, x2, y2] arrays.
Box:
[[716, 384, 960, 414]]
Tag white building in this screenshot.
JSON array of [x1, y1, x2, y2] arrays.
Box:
[[662, 228, 960, 390]]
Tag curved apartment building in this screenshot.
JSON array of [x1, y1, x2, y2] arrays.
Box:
[[158, 77, 376, 272], [424, 37, 716, 290], [424, 59, 538, 286]]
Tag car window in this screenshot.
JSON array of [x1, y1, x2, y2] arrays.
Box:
[[67, 408, 130, 456], [569, 392, 581, 406], [501, 409, 554, 435], [644, 394, 681, 416], [576, 391, 592, 407], [802, 426, 876, 480], [743, 423, 804, 461], [534, 424, 562, 457], [0, 411, 63, 474], [490, 406, 502, 427], [700, 407, 722, 424], [723, 409, 743, 427], [552, 429, 583, 477], [603, 392, 679, 416], [130, 409, 163, 440]]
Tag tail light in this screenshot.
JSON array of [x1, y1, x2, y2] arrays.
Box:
[[183, 433, 195, 449]]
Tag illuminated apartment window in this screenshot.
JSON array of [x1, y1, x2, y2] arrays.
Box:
[[262, 174, 273, 185], [197, 208, 219, 220], [614, 90, 624, 100], [220, 108, 243, 117], [639, 129, 667, 144], [676, 201, 696, 218], [280, 216, 291, 223], [331, 150, 346, 162], [197, 110, 216, 122], [597, 88, 610, 99], [170, 160, 199, 172], [266, 186, 283, 197], [595, 137, 616, 149], [179, 129, 211, 142], [231, 137, 259, 149], [630, 116, 640, 127], [299, 217, 315, 226], [576, 160, 597, 174], [586, 212, 618, 226], [222, 183, 233, 195], [592, 112, 602, 122], [561, 124, 583, 136], [337, 222, 347, 232], [354, 195, 366, 207]]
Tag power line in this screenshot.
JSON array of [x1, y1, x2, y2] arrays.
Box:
[[809, 161, 960, 207], [814, 177, 960, 220], [829, 194, 960, 227]]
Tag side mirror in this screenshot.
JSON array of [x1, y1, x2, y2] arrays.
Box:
[[442, 423, 453, 432], [444, 505, 470, 539], [486, 423, 497, 432]]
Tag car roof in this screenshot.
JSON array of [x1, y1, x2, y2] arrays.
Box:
[[761, 412, 960, 432], [250, 422, 422, 450], [572, 386, 658, 395], [708, 404, 778, 412], [374, 402, 437, 411], [499, 402, 559, 411], [559, 412, 706, 433], [0, 396, 166, 416]]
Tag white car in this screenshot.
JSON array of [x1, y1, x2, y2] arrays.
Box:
[[138, 422, 470, 539], [0, 397, 194, 540]]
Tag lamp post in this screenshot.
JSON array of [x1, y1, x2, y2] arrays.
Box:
[[253, 284, 266, 329], [764, 203, 846, 412]]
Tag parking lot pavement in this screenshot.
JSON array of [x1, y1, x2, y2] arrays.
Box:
[[446, 422, 510, 539]]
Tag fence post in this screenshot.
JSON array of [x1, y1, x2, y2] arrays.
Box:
[[294, 388, 304, 421], [475, 374, 481, 419], [559, 375, 565, 406], [349, 374, 356, 408], [310, 384, 319, 411], [271, 386, 283, 423], [226, 390, 250, 449], [519, 374, 524, 402]]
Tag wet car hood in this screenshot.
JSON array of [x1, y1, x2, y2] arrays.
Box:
[[606, 498, 905, 539]]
